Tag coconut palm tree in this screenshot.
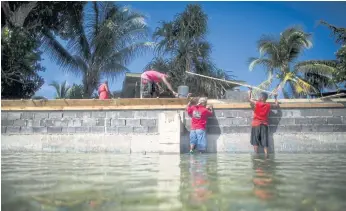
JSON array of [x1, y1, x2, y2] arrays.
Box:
[[149, 4, 234, 98], [296, 21, 346, 92], [249, 26, 320, 98], [49, 80, 71, 99], [40, 2, 154, 98]]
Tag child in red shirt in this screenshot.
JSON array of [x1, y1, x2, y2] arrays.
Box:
[[248, 88, 279, 155], [186, 97, 213, 153]]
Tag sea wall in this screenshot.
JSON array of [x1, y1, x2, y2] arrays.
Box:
[[1, 99, 346, 153]]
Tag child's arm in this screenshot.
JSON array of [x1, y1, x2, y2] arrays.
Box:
[[271, 93, 280, 108], [206, 105, 213, 116], [247, 88, 257, 104]]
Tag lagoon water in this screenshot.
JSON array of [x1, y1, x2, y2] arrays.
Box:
[[2, 152, 346, 211]]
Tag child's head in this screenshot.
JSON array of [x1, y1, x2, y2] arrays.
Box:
[[259, 92, 268, 102], [197, 97, 208, 106]]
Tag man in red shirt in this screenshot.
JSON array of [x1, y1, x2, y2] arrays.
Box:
[[248, 88, 279, 155], [186, 97, 213, 153]]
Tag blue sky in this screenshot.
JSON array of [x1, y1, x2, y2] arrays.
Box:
[[35, 1, 346, 99]]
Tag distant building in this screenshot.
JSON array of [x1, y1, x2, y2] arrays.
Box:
[[121, 73, 141, 98]]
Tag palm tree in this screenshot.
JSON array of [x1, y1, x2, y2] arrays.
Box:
[[149, 4, 234, 98], [68, 84, 84, 99], [40, 2, 154, 98], [296, 21, 346, 91], [49, 80, 71, 99], [249, 26, 319, 98]]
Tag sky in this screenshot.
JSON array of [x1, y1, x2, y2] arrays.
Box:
[[35, 1, 346, 99]]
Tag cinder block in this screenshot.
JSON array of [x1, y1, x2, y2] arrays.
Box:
[[300, 125, 317, 133], [126, 119, 140, 126], [217, 118, 233, 126], [92, 111, 106, 118], [6, 126, 20, 133], [42, 120, 54, 127], [1, 112, 8, 120], [316, 125, 334, 132], [21, 112, 34, 120], [222, 126, 250, 133], [106, 127, 118, 134], [118, 111, 134, 118], [72, 119, 82, 127], [13, 120, 26, 127], [148, 126, 158, 133], [75, 127, 90, 133], [294, 118, 311, 125], [236, 110, 252, 118], [47, 127, 62, 133], [7, 112, 21, 120], [333, 125, 346, 132], [82, 118, 97, 126], [231, 118, 248, 125], [106, 111, 118, 118], [118, 126, 133, 133], [91, 126, 104, 133], [62, 127, 76, 133], [53, 119, 69, 127], [49, 112, 63, 119], [63, 112, 76, 118], [33, 127, 48, 133], [96, 119, 105, 126], [301, 109, 332, 117], [1, 126, 6, 133], [332, 109, 346, 117], [207, 126, 221, 134], [343, 117, 346, 124], [140, 119, 156, 127], [327, 117, 342, 125], [282, 110, 301, 117], [1, 120, 13, 126], [104, 119, 111, 127], [75, 112, 91, 118], [275, 125, 302, 133], [311, 117, 327, 125], [207, 118, 219, 126], [34, 112, 49, 119], [111, 119, 125, 126], [269, 118, 295, 126], [214, 110, 223, 117], [26, 120, 42, 127], [223, 110, 238, 118], [133, 127, 149, 133]]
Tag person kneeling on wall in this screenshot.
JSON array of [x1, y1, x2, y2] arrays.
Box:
[[186, 97, 213, 154]]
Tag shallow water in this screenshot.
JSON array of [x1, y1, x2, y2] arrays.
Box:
[[2, 152, 346, 211]]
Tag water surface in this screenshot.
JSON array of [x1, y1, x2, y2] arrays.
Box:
[[2, 152, 346, 211]]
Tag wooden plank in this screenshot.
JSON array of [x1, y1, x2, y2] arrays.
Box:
[[2, 102, 344, 111]]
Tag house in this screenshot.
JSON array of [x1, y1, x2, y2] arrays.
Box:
[[121, 73, 141, 98]]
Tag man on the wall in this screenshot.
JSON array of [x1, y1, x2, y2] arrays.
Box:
[[140, 69, 178, 98]]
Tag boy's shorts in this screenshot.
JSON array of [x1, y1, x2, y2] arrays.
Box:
[[190, 129, 207, 151], [250, 124, 269, 147]]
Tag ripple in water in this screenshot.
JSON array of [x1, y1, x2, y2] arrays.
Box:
[[2, 152, 346, 211]]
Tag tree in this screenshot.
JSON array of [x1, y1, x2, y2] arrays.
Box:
[[40, 2, 154, 98], [1, 27, 44, 99], [49, 80, 71, 99], [1, 1, 85, 99], [249, 26, 321, 98], [297, 21, 346, 91], [68, 84, 84, 99], [148, 4, 234, 98]]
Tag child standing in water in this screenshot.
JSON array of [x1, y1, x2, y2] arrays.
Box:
[[248, 88, 279, 155], [186, 97, 213, 153]]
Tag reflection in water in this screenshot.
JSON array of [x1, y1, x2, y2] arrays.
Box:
[[251, 154, 276, 201], [2, 152, 346, 211]]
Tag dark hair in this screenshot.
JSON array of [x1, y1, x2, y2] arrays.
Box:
[[260, 92, 268, 100]]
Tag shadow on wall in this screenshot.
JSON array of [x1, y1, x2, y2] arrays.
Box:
[[180, 111, 221, 153], [267, 108, 283, 153]]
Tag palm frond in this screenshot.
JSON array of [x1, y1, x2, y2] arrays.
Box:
[[295, 60, 338, 77], [40, 29, 81, 76], [248, 57, 273, 71]]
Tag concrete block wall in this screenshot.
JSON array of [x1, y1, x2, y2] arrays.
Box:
[[1, 110, 160, 135], [2, 107, 346, 153]]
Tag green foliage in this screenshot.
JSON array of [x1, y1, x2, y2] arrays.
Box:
[[149, 4, 234, 98], [1, 27, 44, 99], [49, 80, 71, 99], [249, 26, 325, 98], [67, 84, 84, 99], [1, 1, 85, 99], [41, 2, 155, 98]]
